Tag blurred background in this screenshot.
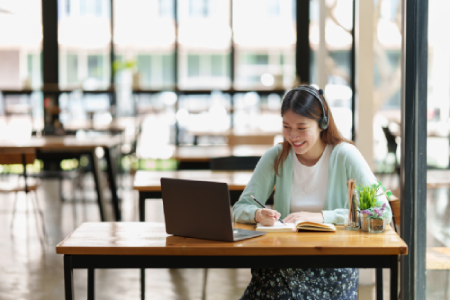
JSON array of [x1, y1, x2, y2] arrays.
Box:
[[0, 0, 448, 299]]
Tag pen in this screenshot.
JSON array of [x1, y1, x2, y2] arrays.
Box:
[[250, 194, 286, 225]]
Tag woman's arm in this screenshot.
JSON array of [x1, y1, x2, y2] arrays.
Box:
[[322, 144, 392, 224], [232, 146, 279, 224]]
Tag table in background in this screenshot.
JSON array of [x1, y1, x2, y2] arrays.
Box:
[[0, 135, 122, 221], [63, 117, 141, 135], [133, 170, 253, 221], [167, 144, 271, 169], [186, 128, 280, 146], [57, 222, 408, 300]]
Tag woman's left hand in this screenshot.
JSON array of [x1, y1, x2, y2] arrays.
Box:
[[283, 212, 324, 223]]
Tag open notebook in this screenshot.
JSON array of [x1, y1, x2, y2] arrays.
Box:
[[256, 221, 336, 232]]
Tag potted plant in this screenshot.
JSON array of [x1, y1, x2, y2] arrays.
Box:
[[357, 181, 392, 231], [361, 203, 390, 233]]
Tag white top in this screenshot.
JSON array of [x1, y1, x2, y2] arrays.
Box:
[[290, 144, 332, 213]]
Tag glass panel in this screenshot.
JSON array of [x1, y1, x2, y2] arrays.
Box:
[[0, 0, 42, 89], [178, 0, 231, 90], [233, 0, 296, 90], [309, 0, 353, 141], [371, 0, 402, 173], [58, 0, 111, 89], [427, 1, 450, 298], [113, 0, 175, 89], [0, 0, 43, 131]]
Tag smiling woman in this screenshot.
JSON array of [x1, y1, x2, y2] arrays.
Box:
[[275, 86, 353, 173], [232, 85, 391, 300]]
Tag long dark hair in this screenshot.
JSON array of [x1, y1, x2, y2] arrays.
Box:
[[274, 85, 353, 175]]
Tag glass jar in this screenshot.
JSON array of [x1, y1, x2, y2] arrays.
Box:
[[368, 218, 385, 233], [344, 189, 360, 230], [360, 213, 370, 231]]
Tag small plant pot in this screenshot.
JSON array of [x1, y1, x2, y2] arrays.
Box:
[[368, 218, 385, 233], [360, 214, 370, 232]]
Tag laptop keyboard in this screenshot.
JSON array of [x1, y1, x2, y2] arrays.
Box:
[[233, 230, 255, 239]]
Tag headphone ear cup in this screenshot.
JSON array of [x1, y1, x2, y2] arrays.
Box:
[[321, 117, 329, 130]]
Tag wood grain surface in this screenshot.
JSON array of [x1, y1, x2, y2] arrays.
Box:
[[133, 170, 253, 192], [56, 222, 408, 256]]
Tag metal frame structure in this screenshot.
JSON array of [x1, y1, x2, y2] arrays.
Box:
[[64, 254, 399, 300], [400, 0, 428, 299]]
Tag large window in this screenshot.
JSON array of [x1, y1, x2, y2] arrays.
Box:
[[426, 1, 450, 297]]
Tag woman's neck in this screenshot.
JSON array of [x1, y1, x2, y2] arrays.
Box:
[[296, 140, 327, 166]]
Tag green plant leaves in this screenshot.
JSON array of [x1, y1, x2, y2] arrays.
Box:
[[357, 181, 388, 210]]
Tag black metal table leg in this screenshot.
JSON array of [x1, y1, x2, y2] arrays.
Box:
[[88, 268, 95, 299], [104, 147, 121, 221], [141, 268, 145, 300], [376, 268, 383, 300], [87, 152, 106, 221], [390, 256, 398, 300], [139, 192, 145, 222], [64, 255, 74, 300]]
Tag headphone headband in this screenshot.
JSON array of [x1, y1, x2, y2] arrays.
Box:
[[291, 85, 329, 130]]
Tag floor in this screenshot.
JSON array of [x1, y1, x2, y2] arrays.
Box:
[[0, 172, 416, 300]]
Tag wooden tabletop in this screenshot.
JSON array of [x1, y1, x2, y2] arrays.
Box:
[[133, 170, 253, 192], [56, 222, 408, 256], [0, 135, 122, 150], [172, 145, 271, 162]]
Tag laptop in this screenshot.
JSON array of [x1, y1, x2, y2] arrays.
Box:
[[160, 177, 266, 242]]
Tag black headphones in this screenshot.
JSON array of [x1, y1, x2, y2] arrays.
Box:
[[291, 85, 329, 130]]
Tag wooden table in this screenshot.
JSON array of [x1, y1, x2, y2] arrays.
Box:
[[186, 128, 280, 146], [56, 222, 408, 300], [133, 170, 253, 221], [0, 135, 122, 221]]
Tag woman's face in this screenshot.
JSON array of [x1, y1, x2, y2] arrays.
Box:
[[282, 110, 322, 156]]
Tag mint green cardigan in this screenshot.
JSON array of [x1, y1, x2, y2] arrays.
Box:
[[232, 142, 391, 224]]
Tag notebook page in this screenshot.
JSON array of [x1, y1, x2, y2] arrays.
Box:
[[256, 221, 296, 232]]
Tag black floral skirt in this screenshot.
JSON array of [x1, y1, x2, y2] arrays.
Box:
[[240, 268, 358, 300]]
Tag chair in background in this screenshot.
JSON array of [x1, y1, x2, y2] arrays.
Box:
[[382, 126, 399, 173], [26, 157, 84, 204], [210, 156, 261, 172], [386, 190, 400, 233], [209, 155, 275, 205], [206, 155, 264, 300], [0, 148, 46, 246]]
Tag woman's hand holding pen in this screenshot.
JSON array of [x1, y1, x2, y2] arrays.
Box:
[[283, 212, 324, 223], [255, 209, 281, 226]]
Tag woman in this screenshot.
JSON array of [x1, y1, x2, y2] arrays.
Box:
[[233, 85, 391, 300]]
